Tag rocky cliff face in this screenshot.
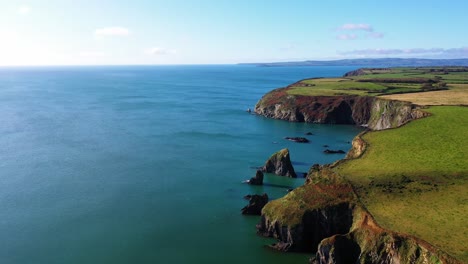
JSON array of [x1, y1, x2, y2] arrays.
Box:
[[367, 99, 430, 130], [312, 210, 461, 264], [257, 202, 354, 252], [257, 167, 460, 264], [254, 88, 429, 131]]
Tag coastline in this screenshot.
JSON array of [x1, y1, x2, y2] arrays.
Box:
[[251, 67, 467, 263]]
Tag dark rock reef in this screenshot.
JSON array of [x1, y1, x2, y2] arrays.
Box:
[[247, 170, 264, 185], [285, 137, 310, 143], [241, 193, 269, 215], [262, 148, 297, 177], [323, 149, 345, 154]]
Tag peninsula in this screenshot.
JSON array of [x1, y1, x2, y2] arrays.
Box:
[[253, 67, 468, 263]]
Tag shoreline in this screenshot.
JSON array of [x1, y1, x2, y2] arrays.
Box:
[[250, 67, 467, 263]]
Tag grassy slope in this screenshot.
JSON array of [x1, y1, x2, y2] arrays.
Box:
[[286, 67, 468, 97], [337, 106, 468, 261]]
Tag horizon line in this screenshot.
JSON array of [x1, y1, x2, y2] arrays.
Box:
[[1, 57, 467, 68]]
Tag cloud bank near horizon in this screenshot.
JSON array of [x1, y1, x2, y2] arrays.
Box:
[[339, 47, 468, 57]]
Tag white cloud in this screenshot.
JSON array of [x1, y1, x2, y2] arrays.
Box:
[[335, 23, 385, 40], [94, 27, 129, 37], [18, 5, 31, 15], [146, 47, 177, 55], [338, 23, 373, 32]]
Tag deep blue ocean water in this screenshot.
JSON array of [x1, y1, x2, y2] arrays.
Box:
[[0, 65, 363, 264]]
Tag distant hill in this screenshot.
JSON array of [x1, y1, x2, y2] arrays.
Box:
[[240, 58, 468, 67]]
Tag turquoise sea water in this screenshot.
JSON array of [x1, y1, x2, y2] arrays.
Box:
[[0, 65, 362, 264]]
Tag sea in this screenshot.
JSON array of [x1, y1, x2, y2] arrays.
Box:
[[0, 65, 363, 264]]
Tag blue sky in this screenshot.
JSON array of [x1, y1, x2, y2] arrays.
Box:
[[0, 0, 467, 65]]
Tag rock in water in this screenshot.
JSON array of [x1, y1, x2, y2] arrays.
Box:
[[248, 170, 264, 185], [323, 149, 346, 154], [262, 148, 297, 177], [284, 137, 309, 143], [241, 193, 269, 215]]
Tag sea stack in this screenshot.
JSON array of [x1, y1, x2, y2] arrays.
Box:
[[248, 170, 264, 185], [262, 148, 297, 177]]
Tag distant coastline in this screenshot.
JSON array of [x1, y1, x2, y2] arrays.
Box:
[[240, 57, 468, 67]]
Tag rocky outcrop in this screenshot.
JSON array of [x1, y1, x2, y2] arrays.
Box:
[[242, 193, 269, 215], [254, 88, 429, 131], [257, 202, 354, 252], [262, 148, 297, 177], [323, 149, 345, 154], [311, 211, 461, 264], [285, 137, 310, 143], [247, 170, 264, 185], [257, 168, 356, 251], [367, 99, 430, 130], [345, 133, 367, 159], [257, 167, 460, 263]]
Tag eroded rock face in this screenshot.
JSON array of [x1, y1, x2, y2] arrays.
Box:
[[254, 89, 428, 131], [345, 133, 367, 159], [262, 148, 297, 177], [312, 234, 361, 264], [257, 202, 354, 252], [241, 193, 269, 215], [312, 221, 458, 264]]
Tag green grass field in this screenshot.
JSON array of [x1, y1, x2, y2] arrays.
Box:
[[286, 67, 468, 96], [337, 106, 468, 261]]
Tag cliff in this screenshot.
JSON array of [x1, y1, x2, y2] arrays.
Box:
[[254, 88, 429, 131], [257, 167, 461, 264]]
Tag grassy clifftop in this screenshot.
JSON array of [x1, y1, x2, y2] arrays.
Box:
[[338, 106, 468, 261], [287, 67, 468, 97]]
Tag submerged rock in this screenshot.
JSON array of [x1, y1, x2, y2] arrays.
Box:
[[262, 148, 297, 177], [323, 149, 346, 154], [247, 170, 264, 185], [285, 137, 310, 143], [241, 193, 269, 215]]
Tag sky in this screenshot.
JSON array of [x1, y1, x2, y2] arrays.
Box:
[[0, 0, 467, 65]]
